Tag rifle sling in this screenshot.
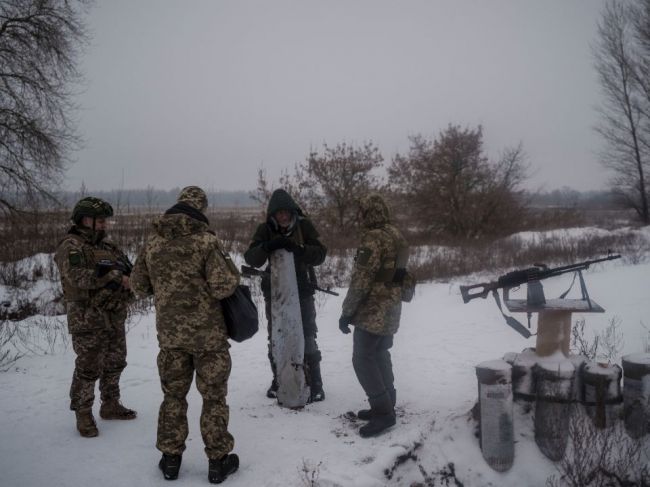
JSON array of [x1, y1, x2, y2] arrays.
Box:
[[492, 290, 532, 338]]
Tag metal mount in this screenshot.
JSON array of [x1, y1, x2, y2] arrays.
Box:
[[504, 270, 605, 314]]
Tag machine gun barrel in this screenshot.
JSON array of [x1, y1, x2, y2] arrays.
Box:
[[460, 253, 621, 304]]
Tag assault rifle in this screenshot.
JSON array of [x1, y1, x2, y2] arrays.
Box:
[[460, 253, 621, 304], [96, 258, 133, 277], [96, 258, 133, 290], [240, 265, 339, 296]]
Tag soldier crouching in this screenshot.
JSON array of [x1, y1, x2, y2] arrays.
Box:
[[131, 186, 240, 484], [54, 197, 137, 438]]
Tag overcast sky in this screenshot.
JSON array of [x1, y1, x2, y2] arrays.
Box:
[[69, 0, 610, 193]]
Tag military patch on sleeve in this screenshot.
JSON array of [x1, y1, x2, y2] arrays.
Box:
[[356, 247, 372, 267], [68, 250, 83, 267]]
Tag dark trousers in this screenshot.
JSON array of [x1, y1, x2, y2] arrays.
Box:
[[352, 327, 395, 401], [264, 295, 320, 382]]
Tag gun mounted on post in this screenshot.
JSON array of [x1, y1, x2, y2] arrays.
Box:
[[460, 253, 621, 304], [240, 265, 339, 296], [459, 253, 621, 338]]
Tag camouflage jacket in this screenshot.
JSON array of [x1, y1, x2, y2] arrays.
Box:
[[342, 195, 408, 336], [54, 226, 133, 334], [130, 212, 239, 351]]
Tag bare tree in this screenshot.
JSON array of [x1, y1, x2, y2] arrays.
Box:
[[0, 0, 90, 213], [252, 142, 384, 233], [388, 125, 528, 239], [594, 0, 650, 224], [299, 142, 383, 231], [250, 166, 304, 211]]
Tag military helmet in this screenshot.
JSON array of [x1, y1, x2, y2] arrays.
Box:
[[71, 197, 114, 224], [177, 186, 208, 212]]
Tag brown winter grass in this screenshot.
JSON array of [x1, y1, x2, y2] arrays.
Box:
[[0, 206, 644, 289]]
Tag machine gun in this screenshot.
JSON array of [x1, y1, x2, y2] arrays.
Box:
[[460, 253, 621, 304], [460, 253, 621, 338], [240, 265, 339, 296]]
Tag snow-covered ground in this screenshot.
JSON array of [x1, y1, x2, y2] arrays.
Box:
[[1, 244, 649, 486]]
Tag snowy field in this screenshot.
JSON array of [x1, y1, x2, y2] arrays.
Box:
[[1, 240, 649, 486]]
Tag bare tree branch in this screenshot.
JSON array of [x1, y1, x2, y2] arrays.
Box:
[[0, 0, 91, 214]]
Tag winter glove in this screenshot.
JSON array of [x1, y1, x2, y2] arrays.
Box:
[[338, 315, 352, 334], [262, 237, 290, 253], [283, 240, 305, 256]]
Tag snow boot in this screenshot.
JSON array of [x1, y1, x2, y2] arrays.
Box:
[[100, 399, 137, 420], [75, 409, 98, 438], [208, 453, 239, 484], [359, 392, 396, 438], [358, 388, 396, 420], [306, 353, 325, 403], [159, 453, 182, 480], [266, 379, 278, 399]]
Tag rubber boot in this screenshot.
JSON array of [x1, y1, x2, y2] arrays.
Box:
[[208, 453, 239, 484], [358, 388, 396, 420], [306, 353, 325, 402], [75, 409, 99, 438], [359, 392, 396, 438], [159, 453, 182, 480], [100, 399, 137, 420], [266, 379, 278, 399]]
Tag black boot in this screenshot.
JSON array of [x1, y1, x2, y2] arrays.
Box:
[[359, 392, 396, 438], [209, 453, 239, 484], [306, 353, 325, 403], [266, 379, 278, 399], [159, 453, 182, 480], [358, 388, 396, 420]]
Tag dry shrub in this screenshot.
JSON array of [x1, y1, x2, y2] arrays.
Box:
[[546, 406, 649, 487]]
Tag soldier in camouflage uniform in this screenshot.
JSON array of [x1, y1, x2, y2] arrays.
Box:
[[55, 197, 137, 438], [131, 186, 240, 484], [339, 193, 409, 438], [244, 189, 327, 402]]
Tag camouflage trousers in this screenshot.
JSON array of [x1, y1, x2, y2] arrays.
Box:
[[156, 348, 234, 460], [69, 308, 128, 411]]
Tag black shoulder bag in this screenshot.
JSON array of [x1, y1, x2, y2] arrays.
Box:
[[221, 285, 259, 342]]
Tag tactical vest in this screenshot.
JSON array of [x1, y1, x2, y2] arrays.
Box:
[[374, 226, 409, 284], [373, 225, 415, 302], [59, 233, 131, 309]]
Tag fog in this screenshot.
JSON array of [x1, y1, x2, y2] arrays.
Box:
[[70, 0, 609, 192]]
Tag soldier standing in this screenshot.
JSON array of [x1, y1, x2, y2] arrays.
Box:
[[131, 186, 240, 484], [55, 197, 137, 438], [338, 194, 409, 438], [244, 189, 327, 402]]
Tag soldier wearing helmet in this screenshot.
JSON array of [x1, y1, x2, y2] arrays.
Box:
[[54, 197, 137, 438]]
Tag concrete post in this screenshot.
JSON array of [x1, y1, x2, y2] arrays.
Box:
[[534, 361, 575, 461], [622, 353, 650, 439], [582, 362, 623, 429], [536, 310, 572, 357], [476, 360, 514, 472]]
